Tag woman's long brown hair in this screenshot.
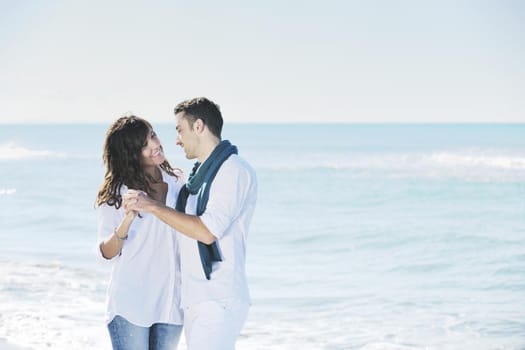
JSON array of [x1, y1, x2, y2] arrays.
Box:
[[96, 116, 178, 208]]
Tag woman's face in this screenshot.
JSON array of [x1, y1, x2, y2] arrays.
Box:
[[141, 128, 165, 167]]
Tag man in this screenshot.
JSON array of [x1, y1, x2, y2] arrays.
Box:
[[123, 97, 258, 350]]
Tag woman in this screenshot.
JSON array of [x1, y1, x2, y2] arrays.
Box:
[[96, 115, 184, 350]]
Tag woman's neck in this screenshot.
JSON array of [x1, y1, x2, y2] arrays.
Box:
[[144, 165, 162, 183]]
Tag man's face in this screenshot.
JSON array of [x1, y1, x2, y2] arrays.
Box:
[[175, 112, 199, 160]]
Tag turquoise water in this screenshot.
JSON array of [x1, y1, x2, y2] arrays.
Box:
[[0, 124, 524, 349]]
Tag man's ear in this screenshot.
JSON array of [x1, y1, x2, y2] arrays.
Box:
[[194, 118, 205, 133]]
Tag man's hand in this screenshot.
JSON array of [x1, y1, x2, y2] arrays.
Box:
[[123, 190, 159, 213]]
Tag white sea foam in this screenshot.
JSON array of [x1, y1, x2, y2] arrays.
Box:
[[0, 260, 191, 350], [0, 260, 110, 350], [254, 151, 525, 170], [416, 151, 525, 171], [0, 188, 16, 195], [429, 152, 525, 169], [250, 150, 525, 182], [0, 142, 66, 161]]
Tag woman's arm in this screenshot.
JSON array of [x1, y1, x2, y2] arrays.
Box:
[[99, 211, 136, 259]]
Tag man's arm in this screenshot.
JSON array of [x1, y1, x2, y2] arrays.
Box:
[[123, 190, 217, 244]]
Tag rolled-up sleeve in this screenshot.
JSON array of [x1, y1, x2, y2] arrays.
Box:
[[95, 203, 124, 262], [200, 159, 254, 240]]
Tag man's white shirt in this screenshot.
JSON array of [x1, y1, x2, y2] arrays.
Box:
[[178, 154, 258, 308]]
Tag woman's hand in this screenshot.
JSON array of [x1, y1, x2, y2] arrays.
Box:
[[123, 190, 159, 213], [124, 209, 138, 220]]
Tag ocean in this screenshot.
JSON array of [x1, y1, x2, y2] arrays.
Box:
[[0, 123, 524, 350]]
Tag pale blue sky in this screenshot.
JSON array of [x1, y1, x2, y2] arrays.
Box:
[[1, 0, 524, 123]]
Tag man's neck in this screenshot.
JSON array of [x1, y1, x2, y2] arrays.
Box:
[[197, 138, 221, 163]]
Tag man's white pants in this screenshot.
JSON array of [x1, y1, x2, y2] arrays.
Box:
[[183, 299, 249, 350]]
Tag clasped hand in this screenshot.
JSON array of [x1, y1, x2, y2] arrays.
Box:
[[123, 190, 156, 214]]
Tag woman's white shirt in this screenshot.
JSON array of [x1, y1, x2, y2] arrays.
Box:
[[97, 170, 184, 326]]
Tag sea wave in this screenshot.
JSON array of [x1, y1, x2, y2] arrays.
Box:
[[0, 142, 66, 160], [0, 188, 16, 195], [429, 152, 525, 170], [253, 151, 525, 171], [250, 150, 525, 182]]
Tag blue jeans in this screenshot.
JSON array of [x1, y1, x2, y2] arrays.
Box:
[[108, 315, 183, 350]]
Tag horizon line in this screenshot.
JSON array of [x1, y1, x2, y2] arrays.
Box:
[[1, 121, 525, 126]]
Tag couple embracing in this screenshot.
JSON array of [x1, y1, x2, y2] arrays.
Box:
[[96, 97, 258, 350]]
